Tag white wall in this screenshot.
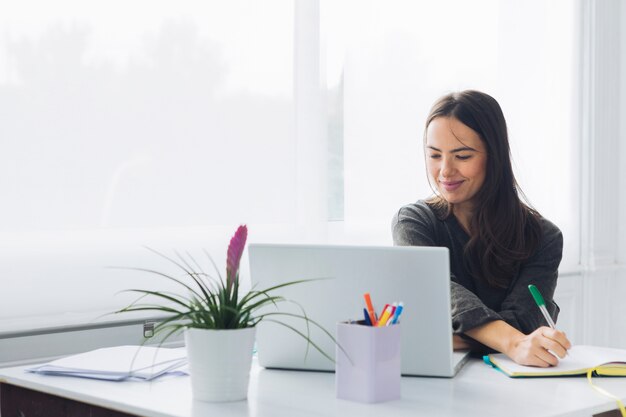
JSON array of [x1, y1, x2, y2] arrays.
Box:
[[617, 2, 626, 264], [554, 0, 626, 348]]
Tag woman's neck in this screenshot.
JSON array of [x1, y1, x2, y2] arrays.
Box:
[[452, 204, 474, 235]]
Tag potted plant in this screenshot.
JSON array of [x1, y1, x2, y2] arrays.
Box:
[[115, 225, 333, 402]]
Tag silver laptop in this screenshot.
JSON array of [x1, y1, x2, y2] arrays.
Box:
[[248, 244, 470, 377]]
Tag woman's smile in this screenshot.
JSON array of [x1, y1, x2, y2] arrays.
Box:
[[440, 180, 464, 191]]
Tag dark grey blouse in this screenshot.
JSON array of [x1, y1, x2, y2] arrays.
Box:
[[391, 200, 563, 336]]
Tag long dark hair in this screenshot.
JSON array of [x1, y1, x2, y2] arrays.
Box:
[[425, 90, 542, 289]]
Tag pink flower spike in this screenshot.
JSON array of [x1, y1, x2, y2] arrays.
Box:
[[226, 225, 248, 289]]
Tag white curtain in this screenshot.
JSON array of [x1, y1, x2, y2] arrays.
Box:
[[0, 0, 303, 328]]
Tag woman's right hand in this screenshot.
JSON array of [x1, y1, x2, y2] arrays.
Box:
[[505, 326, 571, 367]]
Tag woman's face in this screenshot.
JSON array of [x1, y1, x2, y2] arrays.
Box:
[[425, 116, 487, 213]]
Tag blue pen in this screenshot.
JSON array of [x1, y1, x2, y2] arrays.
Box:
[[363, 308, 372, 326], [390, 302, 404, 324]]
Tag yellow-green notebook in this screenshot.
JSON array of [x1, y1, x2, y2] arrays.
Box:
[[487, 345, 626, 377]]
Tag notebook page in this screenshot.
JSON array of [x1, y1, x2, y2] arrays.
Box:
[[490, 345, 625, 376]]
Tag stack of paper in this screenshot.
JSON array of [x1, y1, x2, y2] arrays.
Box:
[[27, 345, 188, 381]]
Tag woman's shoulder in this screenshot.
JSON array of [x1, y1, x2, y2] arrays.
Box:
[[537, 215, 562, 243], [393, 200, 440, 224], [392, 200, 444, 246], [532, 215, 564, 259]]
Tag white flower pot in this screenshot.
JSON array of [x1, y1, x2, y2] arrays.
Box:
[[184, 327, 256, 402]]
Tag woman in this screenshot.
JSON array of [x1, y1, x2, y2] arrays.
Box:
[[392, 90, 571, 367]]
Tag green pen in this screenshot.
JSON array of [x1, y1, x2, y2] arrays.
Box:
[[528, 284, 557, 329]]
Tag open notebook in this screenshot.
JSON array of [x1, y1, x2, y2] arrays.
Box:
[[486, 345, 626, 377]]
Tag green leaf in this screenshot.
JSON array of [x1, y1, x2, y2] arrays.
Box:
[[112, 243, 339, 354]]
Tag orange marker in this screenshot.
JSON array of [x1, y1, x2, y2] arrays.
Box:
[[363, 293, 377, 326]]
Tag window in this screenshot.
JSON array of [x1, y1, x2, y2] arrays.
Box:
[[323, 0, 579, 269], [0, 0, 299, 330], [0, 0, 581, 335]]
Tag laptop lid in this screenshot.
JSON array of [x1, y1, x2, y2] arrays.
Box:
[[248, 244, 469, 377]]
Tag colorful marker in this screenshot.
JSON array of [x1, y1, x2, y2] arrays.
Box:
[[377, 305, 393, 327], [363, 308, 372, 326], [363, 292, 378, 326], [386, 302, 398, 326], [390, 301, 404, 324]]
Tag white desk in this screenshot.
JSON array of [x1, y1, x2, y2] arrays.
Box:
[[0, 358, 624, 417]]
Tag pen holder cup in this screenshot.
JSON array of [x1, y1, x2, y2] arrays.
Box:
[[335, 321, 401, 403]]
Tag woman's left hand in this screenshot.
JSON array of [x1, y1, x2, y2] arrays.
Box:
[[453, 334, 472, 350]]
